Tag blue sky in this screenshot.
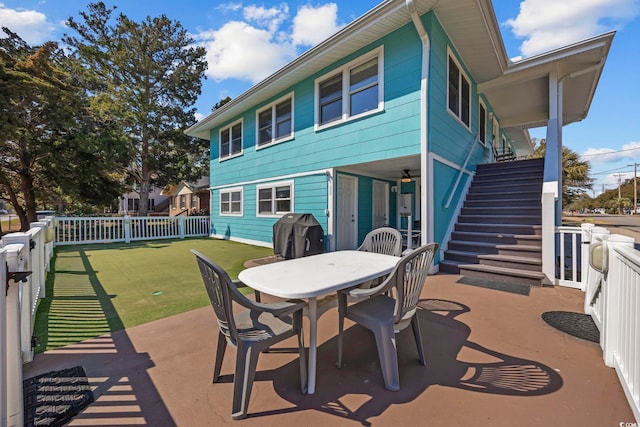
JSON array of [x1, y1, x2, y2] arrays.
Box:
[[2, 0, 639, 196]]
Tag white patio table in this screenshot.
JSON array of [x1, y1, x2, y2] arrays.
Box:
[[238, 250, 400, 394]]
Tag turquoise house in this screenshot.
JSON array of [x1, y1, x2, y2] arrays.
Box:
[[186, 0, 613, 268]]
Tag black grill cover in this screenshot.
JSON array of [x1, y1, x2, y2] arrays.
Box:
[[273, 213, 324, 259]]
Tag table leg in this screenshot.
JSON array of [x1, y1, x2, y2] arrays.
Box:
[[307, 297, 317, 394]]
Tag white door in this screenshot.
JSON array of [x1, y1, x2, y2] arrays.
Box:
[[337, 175, 357, 250], [372, 181, 389, 228]]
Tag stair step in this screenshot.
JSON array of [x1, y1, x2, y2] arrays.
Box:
[[470, 182, 542, 193], [458, 214, 541, 225], [466, 191, 541, 201], [465, 198, 541, 208], [478, 254, 542, 271], [458, 264, 546, 286], [461, 206, 541, 216], [450, 231, 541, 246], [495, 244, 542, 257], [443, 249, 481, 264], [439, 259, 466, 274], [455, 223, 542, 235]]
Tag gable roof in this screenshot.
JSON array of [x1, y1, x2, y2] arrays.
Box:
[[186, 0, 614, 155]]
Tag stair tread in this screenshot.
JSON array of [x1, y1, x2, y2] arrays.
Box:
[[449, 240, 541, 250], [478, 254, 542, 264], [453, 231, 541, 240], [459, 264, 546, 278]]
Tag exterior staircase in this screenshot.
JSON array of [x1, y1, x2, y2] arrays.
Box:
[[440, 157, 547, 287]]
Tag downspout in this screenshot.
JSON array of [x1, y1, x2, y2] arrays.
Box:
[[406, 0, 432, 246]]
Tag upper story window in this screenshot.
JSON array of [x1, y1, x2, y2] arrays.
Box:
[[257, 181, 293, 217], [479, 101, 487, 146], [257, 94, 294, 147], [220, 120, 242, 160], [447, 51, 471, 129], [315, 47, 384, 129], [220, 188, 243, 216]]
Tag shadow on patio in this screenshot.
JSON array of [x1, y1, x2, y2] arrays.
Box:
[[24, 273, 635, 426], [26, 248, 176, 426]]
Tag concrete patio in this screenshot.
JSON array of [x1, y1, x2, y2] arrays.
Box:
[[24, 273, 635, 426]]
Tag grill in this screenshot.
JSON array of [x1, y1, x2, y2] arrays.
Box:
[[273, 213, 324, 259]]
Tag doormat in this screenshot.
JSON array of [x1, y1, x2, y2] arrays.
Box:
[[23, 365, 94, 427], [457, 275, 531, 296], [541, 311, 600, 343]]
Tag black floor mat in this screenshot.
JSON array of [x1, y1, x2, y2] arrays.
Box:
[[457, 276, 531, 296], [23, 365, 94, 427], [542, 311, 600, 343]]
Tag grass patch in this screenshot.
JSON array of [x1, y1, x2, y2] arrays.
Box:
[[33, 237, 272, 352]]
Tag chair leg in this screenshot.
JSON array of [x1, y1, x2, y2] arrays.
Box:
[[411, 316, 426, 366], [231, 344, 261, 420], [297, 330, 307, 393], [372, 323, 400, 391], [213, 331, 227, 383], [336, 297, 347, 369]]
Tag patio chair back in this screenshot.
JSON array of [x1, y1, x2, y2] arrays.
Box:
[[191, 250, 307, 420], [193, 250, 239, 345], [393, 242, 438, 327], [358, 227, 402, 257]]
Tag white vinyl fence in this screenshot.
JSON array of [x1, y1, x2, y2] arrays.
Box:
[[1, 217, 55, 427], [55, 215, 210, 245], [1, 214, 210, 426], [566, 223, 640, 422]]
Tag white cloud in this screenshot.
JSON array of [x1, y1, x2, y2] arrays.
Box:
[[217, 3, 243, 13], [582, 141, 640, 165], [197, 21, 295, 83], [506, 0, 639, 57], [243, 4, 289, 33], [292, 3, 342, 46], [0, 4, 57, 45], [195, 2, 343, 85]]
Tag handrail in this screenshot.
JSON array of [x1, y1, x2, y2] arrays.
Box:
[[444, 135, 480, 209]]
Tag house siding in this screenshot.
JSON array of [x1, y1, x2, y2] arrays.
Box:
[[206, 10, 500, 252]]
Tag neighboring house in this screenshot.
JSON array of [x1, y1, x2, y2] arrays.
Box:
[[162, 177, 211, 216], [186, 0, 613, 268], [119, 185, 169, 215]]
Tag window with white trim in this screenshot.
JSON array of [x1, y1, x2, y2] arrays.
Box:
[[257, 95, 293, 147], [219, 120, 242, 159], [316, 48, 383, 128], [257, 182, 293, 216], [479, 101, 487, 145], [447, 52, 471, 128], [220, 188, 243, 216]]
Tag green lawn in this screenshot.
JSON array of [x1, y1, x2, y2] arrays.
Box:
[[33, 237, 272, 353]]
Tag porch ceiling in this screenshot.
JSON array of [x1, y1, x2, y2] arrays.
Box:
[[478, 32, 615, 153], [339, 155, 422, 181]]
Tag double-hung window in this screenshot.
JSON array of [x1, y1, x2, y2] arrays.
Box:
[[447, 52, 471, 128], [257, 182, 293, 216], [220, 188, 243, 216], [316, 47, 383, 128], [220, 121, 242, 160], [257, 94, 293, 147]]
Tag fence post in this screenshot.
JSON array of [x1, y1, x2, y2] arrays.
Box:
[[3, 244, 26, 427], [0, 247, 6, 427], [579, 223, 594, 292], [584, 226, 610, 315], [602, 234, 635, 367], [28, 222, 47, 300], [541, 189, 556, 285], [124, 215, 131, 243], [1, 233, 34, 364], [179, 216, 186, 239]]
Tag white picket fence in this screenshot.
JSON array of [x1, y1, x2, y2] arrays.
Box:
[[54, 215, 210, 245]]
